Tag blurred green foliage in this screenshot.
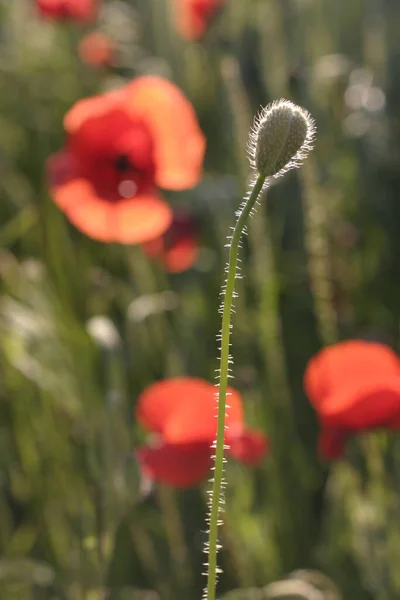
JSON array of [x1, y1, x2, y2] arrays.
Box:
[[2, 0, 400, 598]]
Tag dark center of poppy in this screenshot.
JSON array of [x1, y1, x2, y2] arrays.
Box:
[[114, 154, 132, 173]]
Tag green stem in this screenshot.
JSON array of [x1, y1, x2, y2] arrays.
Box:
[[206, 173, 266, 600]]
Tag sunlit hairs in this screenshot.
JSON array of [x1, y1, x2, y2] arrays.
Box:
[[204, 99, 316, 600]]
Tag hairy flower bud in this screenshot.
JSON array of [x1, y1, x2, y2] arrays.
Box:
[[248, 99, 316, 178]]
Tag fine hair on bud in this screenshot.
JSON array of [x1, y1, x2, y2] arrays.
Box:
[[248, 99, 316, 178]]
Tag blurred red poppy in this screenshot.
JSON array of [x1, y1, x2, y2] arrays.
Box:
[[47, 77, 206, 244], [135, 377, 268, 487], [304, 340, 400, 460], [36, 0, 98, 22], [142, 210, 199, 273], [174, 0, 226, 40], [78, 32, 115, 68]]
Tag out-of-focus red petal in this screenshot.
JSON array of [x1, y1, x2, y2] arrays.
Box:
[[51, 177, 112, 241], [127, 76, 206, 190], [162, 235, 198, 273], [78, 32, 115, 68], [136, 378, 213, 435], [36, 0, 98, 22], [320, 379, 400, 430], [141, 237, 164, 260], [48, 151, 172, 244], [67, 107, 154, 174], [318, 429, 347, 461], [226, 427, 269, 466], [143, 235, 198, 273], [64, 91, 124, 136], [174, 0, 225, 40], [136, 440, 212, 488], [136, 378, 244, 443], [304, 352, 330, 409], [65, 102, 157, 208], [304, 341, 400, 408], [112, 195, 172, 244], [142, 209, 199, 273], [164, 385, 243, 444]]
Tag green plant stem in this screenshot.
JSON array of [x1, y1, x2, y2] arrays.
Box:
[[206, 172, 266, 600]]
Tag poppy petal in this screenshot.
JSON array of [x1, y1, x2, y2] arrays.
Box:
[[320, 378, 400, 430], [78, 32, 115, 68], [64, 91, 124, 136], [164, 385, 243, 444], [304, 340, 400, 408], [54, 178, 115, 242], [65, 94, 156, 185], [112, 195, 172, 245], [67, 106, 154, 174], [142, 209, 200, 273], [48, 151, 172, 244], [226, 427, 269, 466], [136, 378, 213, 435], [136, 378, 243, 443], [318, 428, 347, 461], [162, 235, 199, 273], [143, 235, 198, 273], [127, 76, 206, 190], [52, 177, 172, 244], [36, 0, 98, 21], [174, 0, 225, 41], [304, 351, 330, 409], [136, 440, 212, 488]]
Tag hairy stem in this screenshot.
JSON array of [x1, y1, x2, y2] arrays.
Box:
[[205, 173, 267, 600]]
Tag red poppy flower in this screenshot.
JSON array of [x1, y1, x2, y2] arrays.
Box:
[[304, 341, 400, 460], [36, 0, 98, 22], [135, 377, 268, 487], [78, 32, 115, 68], [47, 77, 206, 244], [174, 0, 226, 41], [142, 210, 199, 273], [305, 340, 400, 409]]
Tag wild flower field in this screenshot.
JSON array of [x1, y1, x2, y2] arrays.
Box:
[[2, 1, 400, 599]]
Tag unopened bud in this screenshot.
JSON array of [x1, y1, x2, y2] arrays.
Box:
[[248, 99, 316, 178]]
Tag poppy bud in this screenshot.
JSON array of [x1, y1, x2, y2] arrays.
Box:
[[249, 99, 316, 178]]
